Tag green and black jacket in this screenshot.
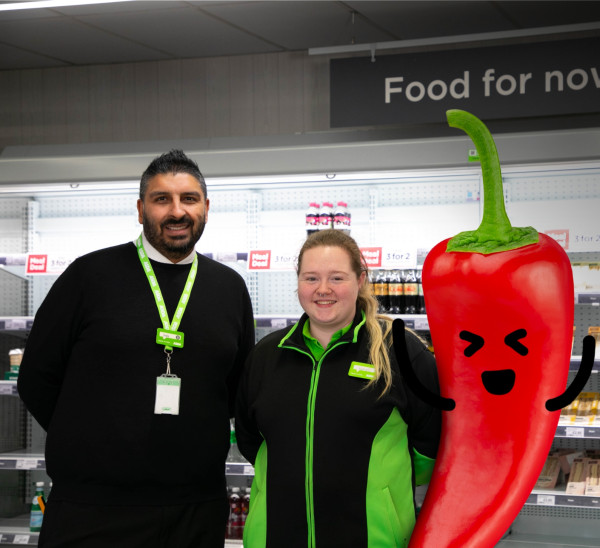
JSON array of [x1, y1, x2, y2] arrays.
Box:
[[235, 310, 441, 548]]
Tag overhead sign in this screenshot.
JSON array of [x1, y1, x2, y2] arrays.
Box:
[[330, 37, 600, 127]]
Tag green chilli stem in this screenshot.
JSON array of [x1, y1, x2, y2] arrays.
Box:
[[445, 109, 538, 254]]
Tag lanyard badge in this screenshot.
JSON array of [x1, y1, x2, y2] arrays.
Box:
[[136, 235, 198, 415]]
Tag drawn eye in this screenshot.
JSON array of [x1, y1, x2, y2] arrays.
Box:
[[460, 330, 484, 357], [505, 329, 528, 356]]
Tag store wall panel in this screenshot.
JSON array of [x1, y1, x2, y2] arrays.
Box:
[[89, 65, 114, 143], [253, 53, 280, 135], [0, 71, 22, 146], [180, 58, 208, 140], [206, 57, 232, 138], [109, 63, 137, 143], [277, 52, 306, 135], [158, 60, 184, 140], [42, 67, 68, 145], [229, 56, 255, 138], [19, 69, 44, 145], [134, 62, 160, 140], [65, 66, 91, 144]]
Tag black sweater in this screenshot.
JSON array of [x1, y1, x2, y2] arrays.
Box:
[[18, 242, 254, 505]]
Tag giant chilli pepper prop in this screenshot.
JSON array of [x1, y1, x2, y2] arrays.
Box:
[[393, 109, 595, 547]]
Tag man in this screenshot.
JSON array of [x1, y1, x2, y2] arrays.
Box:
[[18, 149, 255, 547]]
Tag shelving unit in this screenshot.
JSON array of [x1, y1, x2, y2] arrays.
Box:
[[1, 159, 599, 546]]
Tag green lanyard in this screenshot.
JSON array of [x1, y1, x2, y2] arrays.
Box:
[[136, 234, 198, 352]]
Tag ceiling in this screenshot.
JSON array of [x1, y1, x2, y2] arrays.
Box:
[[1, 1, 600, 72]]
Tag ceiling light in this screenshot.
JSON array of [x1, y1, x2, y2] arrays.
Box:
[[0, 0, 133, 11], [309, 22, 600, 57]]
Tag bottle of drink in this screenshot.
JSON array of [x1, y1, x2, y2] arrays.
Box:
[[374, 270, 390, 313], [388, 270, 403, 314], [403, 269, 418, 314], [229, 487, 243, 539], [241, 488, 251, 534], [305, 202, 320, 236], [319, 202, 334, 230], [226, 420, 245, 463], [417, 269, 426, 314], [333, 201, 350, 234], [29, 481, 45, 532]]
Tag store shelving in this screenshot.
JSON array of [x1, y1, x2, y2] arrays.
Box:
[[2, 161, 600, 546]]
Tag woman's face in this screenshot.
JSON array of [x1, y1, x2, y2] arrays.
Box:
[[297, 245, 365, 335]]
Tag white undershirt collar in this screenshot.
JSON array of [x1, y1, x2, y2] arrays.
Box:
[[134, 232, 196, 265]]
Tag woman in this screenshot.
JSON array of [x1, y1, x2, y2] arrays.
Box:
[[235, 230, 441, 548]]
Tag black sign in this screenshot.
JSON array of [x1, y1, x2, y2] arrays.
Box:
[[330, 37, 600, 127]]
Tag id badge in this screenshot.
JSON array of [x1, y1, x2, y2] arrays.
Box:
[[156, 328, 184, 348], [154, 375, 181, 415]]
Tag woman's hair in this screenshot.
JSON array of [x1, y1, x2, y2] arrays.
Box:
[[297, 230, 393, 395]]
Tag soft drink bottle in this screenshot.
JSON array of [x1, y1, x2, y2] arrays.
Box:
[[333, 201, 351, 234], [403, 269, 418, 314], [29, 481, 45, 532], [417, 269, 426, 314], [374, 270, 390, 313], [388, 270, 403, 314], [305, 202, 320, 236], [319, 202, 334, 230], [228, 487, 243, 539], [241, 488, 251, 533]]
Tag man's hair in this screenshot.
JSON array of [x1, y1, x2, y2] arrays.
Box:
[[139, 149, 207, 200]]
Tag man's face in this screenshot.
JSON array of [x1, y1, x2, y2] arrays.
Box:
[[137, 172, 209, 263]]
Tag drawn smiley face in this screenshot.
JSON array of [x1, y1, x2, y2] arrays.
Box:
[[459, 329, 528, 395]]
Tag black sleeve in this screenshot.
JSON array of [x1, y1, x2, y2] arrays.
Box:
[[402, 331, 442, 459], [17, 261, 85, 431], [234, 348, 264, 465], [227, 282, 255, 418]]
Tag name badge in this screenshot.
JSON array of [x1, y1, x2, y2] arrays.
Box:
[[155, 375, 181, 415], [156, 328, 185, 348], [348, 361, 376, 380]]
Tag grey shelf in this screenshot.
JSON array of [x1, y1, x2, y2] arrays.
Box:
[[0, 516, 38, 545]]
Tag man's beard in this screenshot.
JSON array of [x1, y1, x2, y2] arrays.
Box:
[[143, 213, 206, 262]]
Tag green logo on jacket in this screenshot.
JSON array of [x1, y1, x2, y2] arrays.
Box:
[[348, 361, 376, 380]]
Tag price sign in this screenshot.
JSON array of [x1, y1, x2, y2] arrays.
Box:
[[381, 248, 417, 269], [248, 250, 295, 271], [537, 494, 556, 506], [13, 535, 30, 544], [16, 459, 39, 470], [26, 254, 74, 275], [0, 383, 15, 395], [565, 427, 585, 438]]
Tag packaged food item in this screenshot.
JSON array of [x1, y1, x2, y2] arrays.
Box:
[[5, 348, 24, 380], [566, 458, 589, 495], [588, 326, 600, 352], [9, 348, 23, 367], [585, 459, 600, 496], [553, 449, 584, 476], [560, 399, 578, 423], [575, 392, 599, 425], [535, 455, 561, 489]]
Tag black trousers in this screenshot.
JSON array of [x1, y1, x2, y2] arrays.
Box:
[[38, 497, 230, 548]]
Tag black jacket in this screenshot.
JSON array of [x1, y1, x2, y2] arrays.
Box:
[[235, 310, 441, 548]]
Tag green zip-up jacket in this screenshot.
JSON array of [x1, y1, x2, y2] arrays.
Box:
[[235, 310, 441, 548]]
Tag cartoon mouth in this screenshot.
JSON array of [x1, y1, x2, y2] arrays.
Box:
[[481, 369, 516, 395]]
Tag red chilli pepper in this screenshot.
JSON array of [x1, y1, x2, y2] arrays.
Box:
[[393, 109, 595, 547]]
